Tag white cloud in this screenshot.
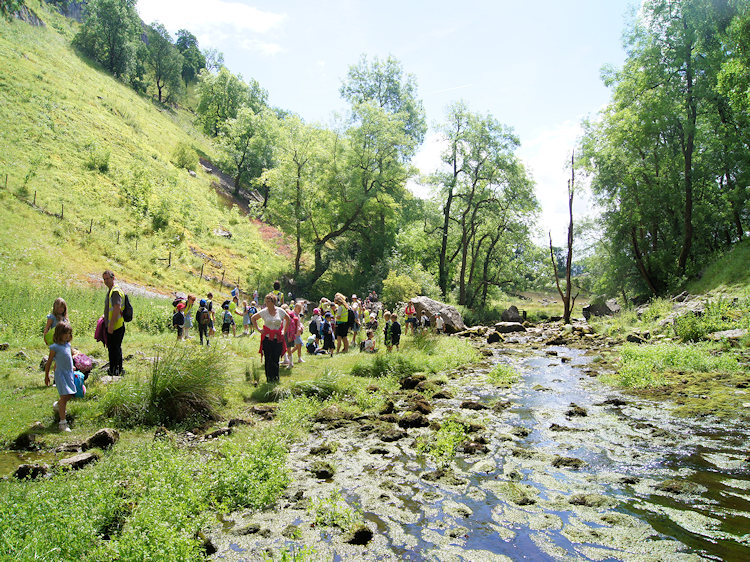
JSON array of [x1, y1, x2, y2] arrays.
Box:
[[137, 0, 286, 47], [518, 120, 592, 244], [406, 131, 446, 199], [239, 38, 284, 56]]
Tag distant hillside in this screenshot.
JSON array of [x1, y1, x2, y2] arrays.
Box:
[[0, 0, 290, 295]]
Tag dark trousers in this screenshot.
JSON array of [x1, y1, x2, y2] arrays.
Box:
[[199, 325, 209, 346], [107, 325, 125, 375], [262, 337, 283, 383]]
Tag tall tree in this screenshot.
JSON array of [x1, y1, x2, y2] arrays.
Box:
[[549, 153, 578, 324], [175, 29, 205, 86], [145, 23, 184, 103], [73, 0, 140, 78], [196, 67, 268, 136], [220, 106, 278, 197]]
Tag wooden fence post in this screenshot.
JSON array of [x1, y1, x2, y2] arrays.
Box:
[[61, 203, 64, 219], [33, 191, 36, 205], [168, 251, 171, 268], [200, 263, 204, 280], [135, 238, 138, 251], [4, 174, 7, 190], [221, 270, 225, 287], [89, 219, 93, 234], [117, 231, 120, 244]]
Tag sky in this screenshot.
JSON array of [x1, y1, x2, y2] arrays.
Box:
[[136, 0, 638, 243]]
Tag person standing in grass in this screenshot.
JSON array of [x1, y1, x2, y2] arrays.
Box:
[[404, 300, 417, 335], [272, 280, 284, 306], [172, 303, 185, 341], [334, 293, 350, 353], [196, 299, 211, 346], [293, 302, 305, 364], [183, 295, 196, 339], [44, 297, 68, 346], [434, 312, 445, 334], [321, 311, 335, 356], [44, 321, 76, 432], [252, 293, 289, 384], [102, 270, 125, 376]]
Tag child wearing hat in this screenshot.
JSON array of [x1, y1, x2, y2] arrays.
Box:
[[172, 303, 186, 341]]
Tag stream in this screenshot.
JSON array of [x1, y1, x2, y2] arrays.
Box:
[[211, 339, 750, 561]]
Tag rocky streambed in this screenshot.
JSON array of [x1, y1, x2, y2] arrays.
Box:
[[211, 333, 750, 561]]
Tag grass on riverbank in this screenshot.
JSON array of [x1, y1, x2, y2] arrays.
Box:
[[604, 342, 750, 418]]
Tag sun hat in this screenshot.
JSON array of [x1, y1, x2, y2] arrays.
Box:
[[176, 303, 185, 311], [313, 308, 321, 315], [200, 299, 206, 307]]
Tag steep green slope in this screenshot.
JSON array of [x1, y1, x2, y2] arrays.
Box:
[[0, 1, 289, 294], [687, 237, 750, 295]]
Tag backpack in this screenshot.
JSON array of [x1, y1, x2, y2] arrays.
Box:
[[73, 370, 86, 398], [346, 308, 356, 329], [309, 319, 319, 336], [122, 294, 133, 322], [223, 310, 233, 324], [197, 307, 210, 326], [73, 353, 93, 374]]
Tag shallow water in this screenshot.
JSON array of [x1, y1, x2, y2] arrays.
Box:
[[213, 344, 750, 560]]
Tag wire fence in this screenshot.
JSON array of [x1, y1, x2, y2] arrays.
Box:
[[1, 172, 248, 295]]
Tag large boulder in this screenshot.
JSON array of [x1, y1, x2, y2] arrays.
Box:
[[494, 322, 526, 333], [582, 297, 621, 320], [409, 296, 466, 334], [501, 305, 523, 323]]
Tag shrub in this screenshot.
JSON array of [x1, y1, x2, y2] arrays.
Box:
[[382, 270, 420, 308], [673, 298, 744, 343], [172, 142, 198, 171], [84, 145, 110, 173]]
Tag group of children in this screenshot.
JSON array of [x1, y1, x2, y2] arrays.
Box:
[[171, 291, 260, 346]]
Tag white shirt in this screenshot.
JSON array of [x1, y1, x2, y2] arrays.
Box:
[[259, 307, 288, 330]]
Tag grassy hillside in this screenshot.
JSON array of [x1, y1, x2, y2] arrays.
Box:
[[0, 1, 289, 297], [687, 237, 750, 295]]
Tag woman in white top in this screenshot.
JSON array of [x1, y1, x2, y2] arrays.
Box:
[[251, 293, 289, 383]]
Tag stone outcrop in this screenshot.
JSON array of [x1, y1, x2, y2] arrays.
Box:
[[582, 297, 621, 320], [501, 305, 523, 323], [408, 296, 466, 334]]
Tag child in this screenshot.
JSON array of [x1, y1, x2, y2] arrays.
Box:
[[309, 307, 322, 346], [419, 310, 430, 332], [283, 304, 299, 368], [172, 303, 186, 341], [235, 299, 251, 336], [247, 301, 259, 334], [221, 302, 235, 337], [195, 299, 211, 346], [365, 312, 379, 333], [321, 312, 335, 356], [293, 302, 305, 364], [44, 321, 77, 432], [206, 292, 215, 336], [183, 295, 196, 339], [391, 312, 402, 351], [434, 312, 445, 335], [384, 311, 401, 353], [362, 330, 377, 353], [44, 297, 68, 345]]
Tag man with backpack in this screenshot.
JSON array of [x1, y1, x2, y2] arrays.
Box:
[[102, 270, 127, 376]]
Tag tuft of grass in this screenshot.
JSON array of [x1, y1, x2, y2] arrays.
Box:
[[487, 362, 520, 387], [673, 297, 747, 343], [98, 345, 229, 427], [350, 353, 418, 379]]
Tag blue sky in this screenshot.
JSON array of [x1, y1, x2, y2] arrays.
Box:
[[137, 0, 638, 242]]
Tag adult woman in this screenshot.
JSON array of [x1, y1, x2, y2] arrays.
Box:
[[334, 292, 350, 353], [251, 293, 289, 384]]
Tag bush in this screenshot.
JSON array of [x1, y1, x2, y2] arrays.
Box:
[[172, 142, 198, 171], [84, 145, 110, 173], [673, 298, 744, 343], [382, 270, 420, 308], [99, 345, 229, 426]]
